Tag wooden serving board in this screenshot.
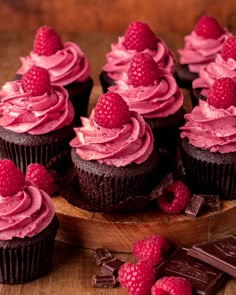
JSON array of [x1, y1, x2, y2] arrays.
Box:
[[53, 196, 236, 253]]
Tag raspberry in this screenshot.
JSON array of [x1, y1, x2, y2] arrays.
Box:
[[0, 159, 25, 197], [118, 260, 156, 295], [94, 92, 130, 128], [26, 163, 57, 195], [151, 277, 192, 295], [133, 235, 170, 265], [157, 180, 191, 214], [128, 53, 160, 87], [221, 37, 236, 61], [207, 77, 236, 109], [195, 15, 224, 39], [123, 21, 157, 51], [22, 65, 51, 96], [33, 25, 63, 56]]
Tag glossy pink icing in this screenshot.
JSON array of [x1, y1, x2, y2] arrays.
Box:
[[70, 110, 154, 167], [0, 80, 74, 135], [180, 100, 236, 153], [0, 180, 55, 240], [109, 69, 183, 118], [192, 54, 236, 97], [17, 42, 90, 86], [103, 36, 175, 81], [179, 29, 231, 73]]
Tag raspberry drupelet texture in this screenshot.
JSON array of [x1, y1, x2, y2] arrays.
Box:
[[220, 36, 236, 61], [151, 276, 192, 295], [194, 15, 224, 40]]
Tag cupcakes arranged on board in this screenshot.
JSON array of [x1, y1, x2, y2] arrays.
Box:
[[69, 92, 164, 212], [16, 25, 93, 125], [109, 52, 185, 155], [175, 15, 231, 89], [0, 159, 59, 284], [100, 21, 175, 93], [0, 66, 75, 172], [180, 77, 236, 199], [191, 36, 236, 106]]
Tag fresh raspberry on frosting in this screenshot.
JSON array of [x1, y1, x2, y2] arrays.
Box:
[[94, 92, 130, 128], [128, 53, 160, 87], [195, 15, 224, 39], [22, 65, 51, 96], [26, 163, 57, 196], [151, 277, 192, 295], [220, 36, 236, 61], [133, 235, 170, 265], [157, 180, 191, 214], [123, 21, 157, 51], [118, 260, 156, 295], [33, 25, 63, 56], [0, 159, 25, 197], [207, 77, 236, 109]]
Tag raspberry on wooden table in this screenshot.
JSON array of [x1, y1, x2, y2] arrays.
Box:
[[33, 25, 63, 56], [151, 276, 192, 295], [194, 15, 224, 39], [123, 21, 157, 51]]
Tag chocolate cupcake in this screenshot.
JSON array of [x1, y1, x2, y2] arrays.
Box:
[[100, 21, 175, 93], [180, 78, 236, 199], [191, 36, 236, 107], [175, 15, 231, 89], [15, 25, 93, 125], [0, 159, 59, 284], [0, 66, 75, 172], [69, 92, 162, 212], [109, 53, 185, 155]]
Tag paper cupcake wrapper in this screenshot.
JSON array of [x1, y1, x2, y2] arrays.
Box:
[[0, 217, 58, 284], [0, 138, 70, 173], [181, 146, 236, 199]]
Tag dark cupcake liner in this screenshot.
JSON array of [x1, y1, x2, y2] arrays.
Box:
[[65, 77, 93, 126], [180, 138, 236, 199], [190, 88, 207, 108], [173, 63, 199, 89], [0, 216, 59, 284], [99, 71, 115, 94]]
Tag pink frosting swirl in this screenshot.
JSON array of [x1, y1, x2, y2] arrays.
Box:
[[192, 54, 236, 96], [179, 29, 231, 73], [180, 100, 236, 153], [70, 110, 154, 167], [0, 180, 55, 240], [0, 80, 74, 135], [103, 36, 175, 81], [17, 42, 91, 86], [109, 69, 183, 118]]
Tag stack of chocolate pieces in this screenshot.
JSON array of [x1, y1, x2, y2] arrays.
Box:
[[92, 248, 125, 288]]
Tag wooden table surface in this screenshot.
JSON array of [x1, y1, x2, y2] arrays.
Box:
[[0, 30, 236, 294]]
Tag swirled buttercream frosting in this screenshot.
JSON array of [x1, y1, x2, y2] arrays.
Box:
[[109, 69, 183, 118], [70, 110, 154, 167], [103, 36, 175, 81], [179, 30, 231, 73], [17, 42, 90, 86], [180, 100, 236, 153], [0, 180, 55, 240], [0, 80, 74, 135]]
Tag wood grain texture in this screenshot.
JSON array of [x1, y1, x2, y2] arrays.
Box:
[[0, 0, 236, 34]]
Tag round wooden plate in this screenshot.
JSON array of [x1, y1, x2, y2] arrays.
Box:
[[53, 195, 236, 253]]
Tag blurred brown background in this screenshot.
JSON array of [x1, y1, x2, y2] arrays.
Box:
[[1, 0, 236, 34]]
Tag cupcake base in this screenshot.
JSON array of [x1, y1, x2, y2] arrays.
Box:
[[0, 123, 75, 173], [190, 88, 207, 108], [99, 71, 116, 93], [174, 63, 199, 89], [0, 216, 59, 284], [180, 138, 236, 199]]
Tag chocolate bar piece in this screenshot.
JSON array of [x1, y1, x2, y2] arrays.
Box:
[[156, 248, 228, 295], [195, 194, 221, 212], [185, 194, 205, 217], [92, 274, 116, 288], [95, 248, 113, 266], [150, 172, 174, 200], [102, 257, 125, 277], [188, 235, 236, 278]]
